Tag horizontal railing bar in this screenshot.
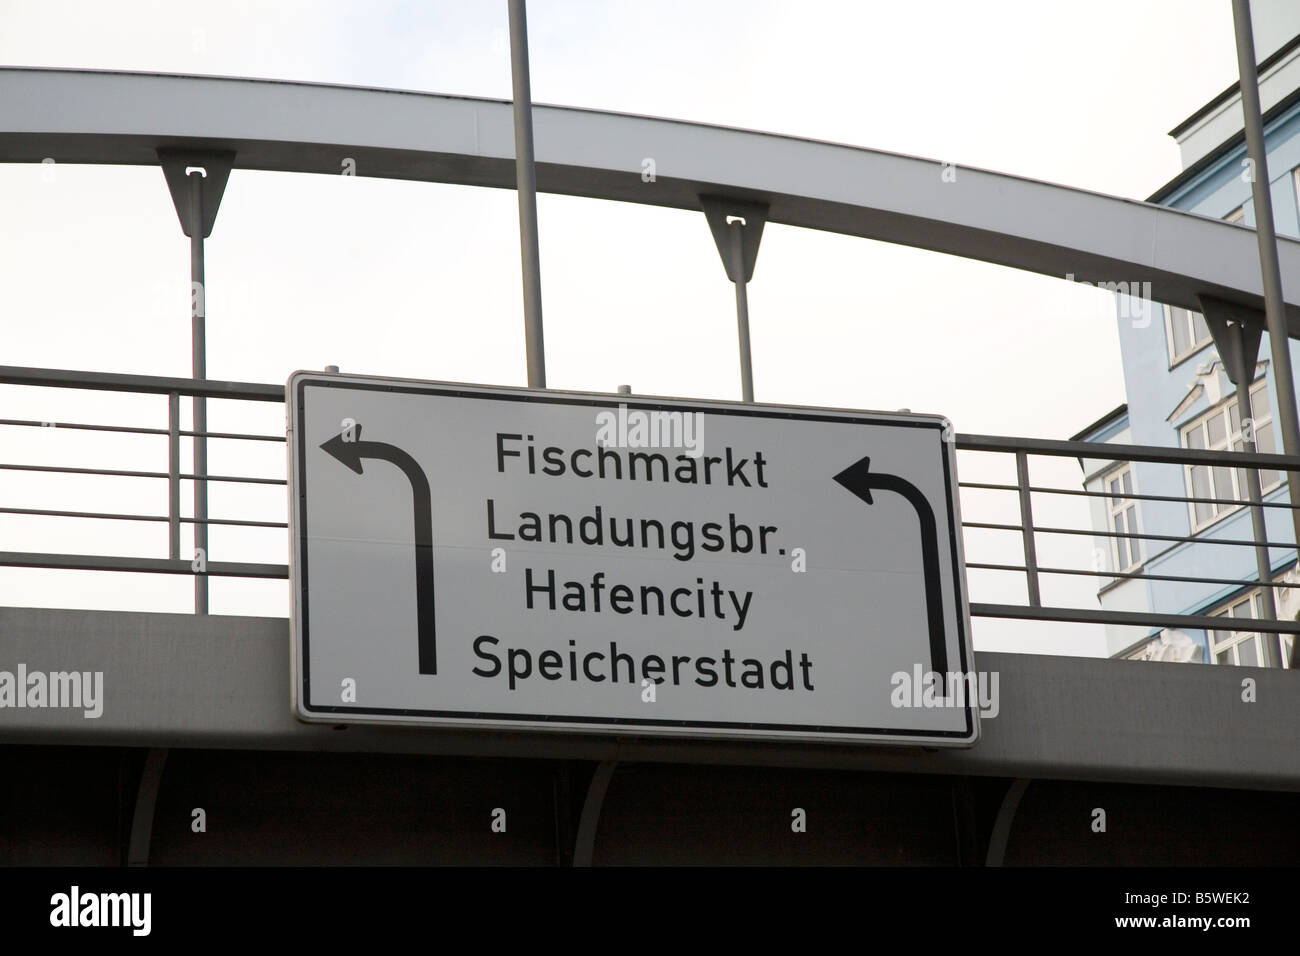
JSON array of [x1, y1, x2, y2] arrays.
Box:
[[0, 463, 286, 485], [0, 462, 168, 479], [961, 478, 1299, 513], [969, 601, 1300, 634], [179, 472, 286, 485], [180, 429, 285, 443], [966, 560, 1300, 590], [0, 381, 1296, 466], [0, 507, 286, 528], [0, 551, 288, 578], [957, 432, 1300, 470], [0, 418, 168, 436], [958, 481, 1020, 492], [1024, 482, 1299, 512], [0, 377, 1296, 466], [0, 381, 1297, 466], [1033, 521, 1296, 550], [962, 519, 1293, 550], [0, 506, 166, 522], [0, 365, 284, 401], [179, 516, 288, 529], [0, 418, 284, 444]]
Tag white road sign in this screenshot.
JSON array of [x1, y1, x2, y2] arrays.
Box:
[[288, 372, 978, 746]]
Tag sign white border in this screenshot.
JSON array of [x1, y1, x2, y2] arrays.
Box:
[[288, 372, 979, 747]]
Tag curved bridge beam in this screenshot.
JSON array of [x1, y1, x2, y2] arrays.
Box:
[[3, 67, 1300, 333]]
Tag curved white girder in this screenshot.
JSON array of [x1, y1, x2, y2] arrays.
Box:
[[3, 66, 1300, 333]]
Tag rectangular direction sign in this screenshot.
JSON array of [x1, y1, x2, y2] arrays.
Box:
[[288, 372, 978, 746]]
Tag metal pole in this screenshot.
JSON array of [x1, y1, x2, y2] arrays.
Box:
[[126, 748, 169, 867], [189, 171, 208, 614], [1232, 0, 1300, 666], [167, 390, 180, 561], [1234, 370, 1282, 666], [1014, 451, 1041, 607], [729, 221, 755, 403], [508, 0, 546, 389]]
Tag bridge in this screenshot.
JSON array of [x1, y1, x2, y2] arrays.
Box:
[[2, 68, 1298, 866]]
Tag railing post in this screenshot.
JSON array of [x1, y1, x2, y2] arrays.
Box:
[[700, 196, 768, 404], [1015, 450, 1042, 607], [190, 171, 209, 614], [1201, 299, 1282, 667], [158, 149, 234, 615], [728, 220, 756, 403], [167, 391, 180, 560]]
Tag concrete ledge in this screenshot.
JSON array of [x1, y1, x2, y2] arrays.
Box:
[[1, 605, 1297, 791]]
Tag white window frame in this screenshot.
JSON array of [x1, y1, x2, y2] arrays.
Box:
[[1181, 380, 1281, 533], [1124, 638, 1158, 661], [1103, 464, 1141, 572], [1164, 304, 1213, 366], [1210, 588, 1294, 668]]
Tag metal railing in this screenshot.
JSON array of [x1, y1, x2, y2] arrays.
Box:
[[958, 433, 1300, 666], [4, 364, 1300, 658], [0, 365, 286, 581]]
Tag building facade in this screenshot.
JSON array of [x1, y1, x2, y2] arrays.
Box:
[[1079, 8, 1300, 665]]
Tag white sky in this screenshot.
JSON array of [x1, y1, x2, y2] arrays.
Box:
[[0, 1, 1252, 655]]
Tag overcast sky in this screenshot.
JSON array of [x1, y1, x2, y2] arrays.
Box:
[[0, 1, 1255, 655]]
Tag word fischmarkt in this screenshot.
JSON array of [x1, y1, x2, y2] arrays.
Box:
[[496, 433, 770, 487]]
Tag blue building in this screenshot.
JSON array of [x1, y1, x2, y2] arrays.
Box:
[[1079, 8, 1300, 666]]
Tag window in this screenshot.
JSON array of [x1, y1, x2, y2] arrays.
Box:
[[1123, 631, 1205, 663], [1182, 380, 1280, 530], [1165, 305, 1212, 365], [1210, 589, 1294, 667], [1104, 465, 1140, 571], [1124, 642, 1153, 661], [1225, 205, 1245, 224], [1124, 637, 1165, 661]]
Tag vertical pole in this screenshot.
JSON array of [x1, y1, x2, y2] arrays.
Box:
[[729, 221, 755, 403], [1235, 371, 1283, 667], [508, 0, 547, 389], [573, 761, 617, 867], [1015, 451, 1041, 607], [168, 391, 180, 560], [189, 171, 208, 614], [1232, 0, 1300, 664], [126, 748, 169, 867], [700, 197, 767, 404]]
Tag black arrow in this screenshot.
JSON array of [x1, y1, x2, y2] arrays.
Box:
[[321, 424, 437, 675], [833, 455, 948, 676]]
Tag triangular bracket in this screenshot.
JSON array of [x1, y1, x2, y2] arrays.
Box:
[[1198, 295, 1265, 386], [700, 195, 768, 283], [158, 149, 236, 238]]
